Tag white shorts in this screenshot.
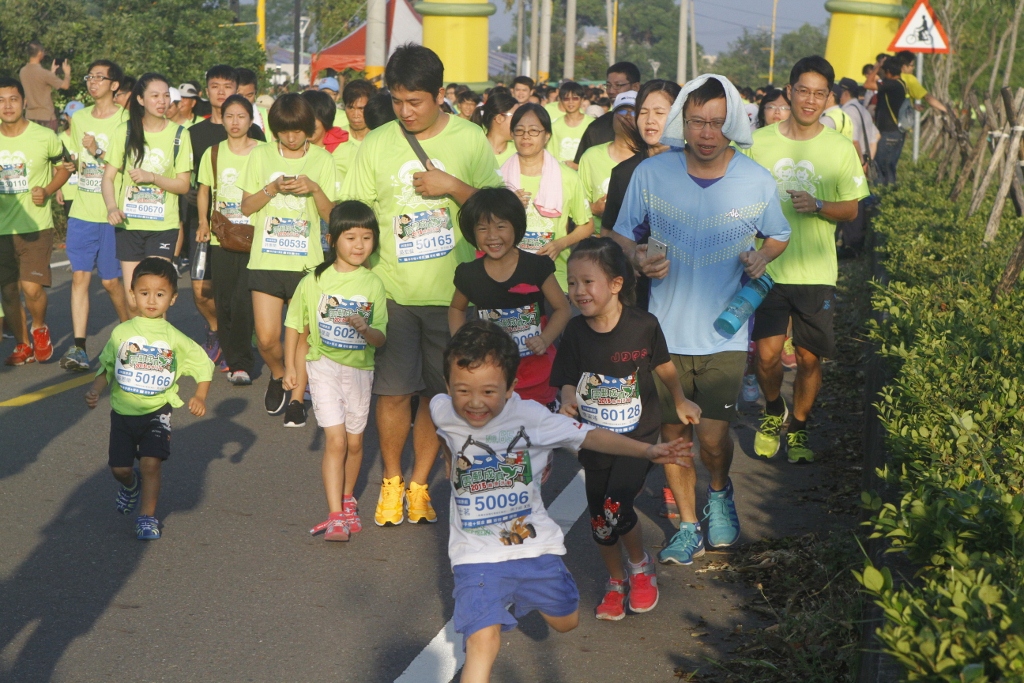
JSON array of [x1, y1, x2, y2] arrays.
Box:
[[306, 357, 374, 433]]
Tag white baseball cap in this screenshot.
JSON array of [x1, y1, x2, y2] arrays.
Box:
[[169, 87, 181, 103], [612, 91, 637, 109]]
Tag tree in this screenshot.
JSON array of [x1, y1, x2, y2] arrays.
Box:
[[308, 0, 365, 52], [714, 23, 827, 88]]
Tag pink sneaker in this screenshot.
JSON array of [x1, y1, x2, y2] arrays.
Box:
[[343, 496, 362, 533], [627, 555, 659, 613], [595, 578, 627, 621], [324, 512, 350, 542]]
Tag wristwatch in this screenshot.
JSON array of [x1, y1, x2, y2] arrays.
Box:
[[93, 148, 104, 159], [814, 198, 824, 213]]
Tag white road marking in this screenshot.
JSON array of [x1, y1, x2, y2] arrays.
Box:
[[51, 260, 70, 268], [393, 469, 588, 683]]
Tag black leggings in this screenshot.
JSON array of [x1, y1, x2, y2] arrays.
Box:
[[210, 246, 254, 373], [584, 455, 653, 546]]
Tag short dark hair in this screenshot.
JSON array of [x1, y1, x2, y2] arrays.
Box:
[[444, 319, 521, 389], [385, 43, 443, 95], [456, 90, 480, 106], [235, 67, 258, 88], [685, 77, 726, 114], [268, 93, 316, 136], [895, 50, 914, 66], [27, 41, 44, 59], [87, 60, 124, 89], [205, 64, 238, 85], [458, 187, 527, 247], [559, 81, 584, 99], [131, 256, 178, 294], [882, 57, 903, 77], [0, 77, 25, 100], [301, 89, 336, 130], [343, 79, 376, 107], [512, 76, 535, 90], [862, 63, 875, 76], [364, 90, 397, 129], [221, 94, 254, 120], [607, 61, 641, 85], [789, 55, 835, 90], [510, 102, 552, 135], [117, 75, 136, 96], [316, 200, 380, 278]]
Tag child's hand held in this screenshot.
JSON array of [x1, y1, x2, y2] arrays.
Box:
[[525, 335, 548, 356], [189, 396, 206, 417], [85, 389, 99, 409], [559, 399, 579, 418], [676, 399, 702, 425]]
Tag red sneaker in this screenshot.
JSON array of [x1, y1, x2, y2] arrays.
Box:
[[324, 512, 350, 542], [627, 556, 659, 613], [595, 578, 627, 621], [31, 326, 53, 362], [781, 336, 797, 369], [343, 496, 362, 533], [5, 343, 35, 366]]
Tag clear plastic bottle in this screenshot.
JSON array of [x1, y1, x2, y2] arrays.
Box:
[[741, 374, 760, 402], [714, 273, 774, 337], [191, 240, 208, 281]]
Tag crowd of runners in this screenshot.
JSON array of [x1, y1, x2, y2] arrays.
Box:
[[0, 37, 935, 680]]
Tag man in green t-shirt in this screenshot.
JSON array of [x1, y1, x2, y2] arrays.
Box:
[[0, 77, 72, 366], [743, 56, 867, 464], [340, 45, 502, 528]]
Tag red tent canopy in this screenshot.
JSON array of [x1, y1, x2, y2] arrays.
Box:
[[310, 0, 422, 78]]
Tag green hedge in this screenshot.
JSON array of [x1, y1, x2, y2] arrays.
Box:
[[858, 165, 1024, 681]]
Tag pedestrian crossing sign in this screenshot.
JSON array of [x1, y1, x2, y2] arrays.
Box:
[[888, 0, 950, 53]]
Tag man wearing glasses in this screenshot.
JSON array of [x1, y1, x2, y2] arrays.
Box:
[[572, 62, 641, 165], [612, 75, 790, 566], [744, 56, 867, 464], [59, 60, 131, 372]]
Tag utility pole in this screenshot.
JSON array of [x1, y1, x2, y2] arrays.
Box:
[[293, 0, 301, 87], [768, 0, 780, 84], [677, 0, 688, 84], [538, 0, 552, 83], [564, 0, 577, 79], [516, 0, 525, 75], [366, 0, 387, 82], [530, 0, 541, 79], [257, 0, 266, 49], [612, 0, 618, 65], [689, 0, 697, 79]]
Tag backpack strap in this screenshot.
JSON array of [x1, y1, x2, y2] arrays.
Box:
[[119, 123, 131, 174], [210, 142, 219, 221], [172, 125, 184, 165]]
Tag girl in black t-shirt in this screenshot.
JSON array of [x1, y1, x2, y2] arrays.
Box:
[[551, 237, 701, 621], [449, 187, 571, 407]]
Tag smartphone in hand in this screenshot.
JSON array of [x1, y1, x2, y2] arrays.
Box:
[[647, 237, 669, 261]]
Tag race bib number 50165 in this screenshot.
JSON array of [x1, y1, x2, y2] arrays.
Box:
[[393, 208, 454, 262]]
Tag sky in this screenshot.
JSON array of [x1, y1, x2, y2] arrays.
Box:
[[489, 0, 831, 56]]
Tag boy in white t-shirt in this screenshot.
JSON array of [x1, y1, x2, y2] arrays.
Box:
[[430, 320, 693, 682]]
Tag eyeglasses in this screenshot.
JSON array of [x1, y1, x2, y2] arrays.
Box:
[[764, 105, 790, 112], [792, 86, 828, 101], [513, 128, 546, 138], [684, 118, 726, 132], [83, 75, 113, 83], [606, 81, 633, 90]]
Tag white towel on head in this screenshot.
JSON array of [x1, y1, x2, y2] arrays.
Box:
[[660, 74, 754, 149]]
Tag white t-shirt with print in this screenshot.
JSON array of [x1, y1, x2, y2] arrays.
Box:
[[430, 393, 594, 568]]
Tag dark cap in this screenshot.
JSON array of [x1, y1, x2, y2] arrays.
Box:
[[838, 77, 859, 94]]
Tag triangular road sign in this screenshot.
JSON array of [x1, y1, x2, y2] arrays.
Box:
[[889, 0, 950, 53]]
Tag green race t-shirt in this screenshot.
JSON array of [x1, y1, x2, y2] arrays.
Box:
[[544, 101, 565, 122], [238, 142, 337, 273], [744, 125, 869, 286], [577, 142, 619, 231], [96, 316, 215, 416], [68, 105, 128, 224], [198, 141, 263, 247], [547, 115, 594, 163], [284, 265, 389, 370], [495, 142, 516, 168], [0, 121, 64, 235], [60, 130, 78, 203], [105, 122, 192, 232], [902, 74, 928, 101], [332, 136, 361, 194], [518, 166, 592, 292], [340, 116, 502, 306]]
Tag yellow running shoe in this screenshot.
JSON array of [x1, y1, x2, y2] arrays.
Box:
[[753, 401, 788, 458], [787, 430, 815, 463], [407, 481, 438, 524], [374, 476, 405, 527]]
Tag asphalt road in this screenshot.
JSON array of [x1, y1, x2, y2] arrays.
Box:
[[0, 254, 854, 682]]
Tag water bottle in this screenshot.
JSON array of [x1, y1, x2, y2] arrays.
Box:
[[714, 273, 774, 337], [191, 240, 208, 281]]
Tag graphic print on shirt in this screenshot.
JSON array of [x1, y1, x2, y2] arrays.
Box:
[[478, 304, 542, 357], [316, 293, 372, 349], [388, 158, 455, 262], [124, 146, 170, 220], [115, 336, 175, 396], [452, 427, 536, 542], [771, 158, 821, 202], [79, 132, 110, 193], [520, 201, 555, 253], [262, 216, 310, 256], [0, 150, 29, 194], [575, 371, 642, 433], [215, 167, 247, 223]]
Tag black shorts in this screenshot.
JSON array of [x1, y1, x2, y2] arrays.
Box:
[[584, 456, 654, 546], [752, 283, 836, 359], [108, 405, 172, 468], [115, 228, 179, 262], [248, 268, 305, 301]]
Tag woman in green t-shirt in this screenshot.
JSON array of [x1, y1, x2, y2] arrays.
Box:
[[501, 103, 594, 292], [475, 89, 519, 168], [197, 94, 262, 387], [102, 73, 192, 313], [578, 101, 637, 232]]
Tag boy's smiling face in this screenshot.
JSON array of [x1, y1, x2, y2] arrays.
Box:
[[447, 356, 517, 428]]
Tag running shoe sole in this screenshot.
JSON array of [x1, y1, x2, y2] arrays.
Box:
[[628, 594, 659, 614], [658, 547, 705, 566], [595, 610, 626, 621]]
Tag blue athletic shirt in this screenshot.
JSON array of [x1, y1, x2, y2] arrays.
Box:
[[613, 149, 790, 355]]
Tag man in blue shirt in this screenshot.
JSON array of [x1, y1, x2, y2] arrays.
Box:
[[612, 76, 790, 566]]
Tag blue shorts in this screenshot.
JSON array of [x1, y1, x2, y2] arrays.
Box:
[[452, 554, 579, 650], [66, 218, 121, 280]]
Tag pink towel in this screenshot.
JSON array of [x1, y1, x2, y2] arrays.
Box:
[[499, 150, 564, 218]]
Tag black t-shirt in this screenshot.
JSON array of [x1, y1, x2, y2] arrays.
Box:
[[602, 152, 643, 232], [454, 250, 555, 354], [875, 78, 906, 133], [573, 111, 616, 165], [551, 306, 670, 466]]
